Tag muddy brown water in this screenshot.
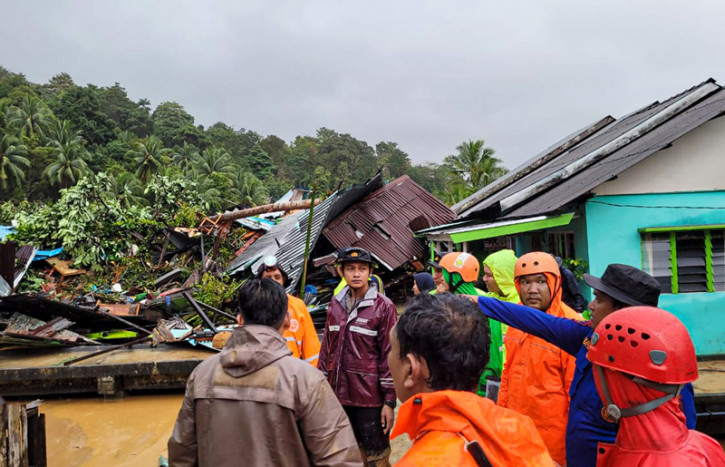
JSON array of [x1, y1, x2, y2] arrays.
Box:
[[40, 394, 411, 466], [41, 394, 183, 467]]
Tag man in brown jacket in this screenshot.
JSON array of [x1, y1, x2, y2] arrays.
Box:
[[168, 278, 362, 466]]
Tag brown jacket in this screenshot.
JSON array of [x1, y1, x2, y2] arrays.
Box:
[[168, 325, 362, 467]]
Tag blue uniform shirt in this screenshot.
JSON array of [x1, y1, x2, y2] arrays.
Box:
[[476, 296, 696, 467]]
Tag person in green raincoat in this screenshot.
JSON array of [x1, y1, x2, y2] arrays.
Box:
[[477, 249, 520, 397], [435, 252, 504, 399]]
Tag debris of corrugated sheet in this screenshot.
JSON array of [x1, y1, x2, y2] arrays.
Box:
[[0, 294, 151, 332], [456, 79, 725, 221], [323, 175, 455, 271], [228, 174, 384, 291], [0, 243, 38, 297]]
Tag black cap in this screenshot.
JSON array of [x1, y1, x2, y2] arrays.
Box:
[[337, 247, 376, 267], [428, 249, 443, 269], [584, 264, 660, 307]]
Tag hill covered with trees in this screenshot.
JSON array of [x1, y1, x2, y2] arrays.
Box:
[[0, 66, 508, 209]]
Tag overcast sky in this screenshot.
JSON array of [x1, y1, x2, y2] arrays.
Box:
[[2, 1, 725, 169]]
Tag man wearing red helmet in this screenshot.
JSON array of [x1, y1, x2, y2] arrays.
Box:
[[589, 307, 725, 466], [470, 262, 697, 466]]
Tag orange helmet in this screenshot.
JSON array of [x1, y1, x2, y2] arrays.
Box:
[[514, 252, 560, 279], [439, 252, 480, 283]]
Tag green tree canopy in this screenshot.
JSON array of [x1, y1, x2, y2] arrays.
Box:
[[50, 85, 117, 148], [42, 120, 91, 188], [0, 133, 29, 191], [127, 135, 171, 183]]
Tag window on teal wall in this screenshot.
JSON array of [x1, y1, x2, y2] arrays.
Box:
[[641, 226, 725, 294]]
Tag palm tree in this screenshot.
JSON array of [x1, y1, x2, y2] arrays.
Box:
[[192, 146, 236, 177], [109, 171, 147, 208], [126, 135, 171, 183], [234, 171, 269, 207], [0, 133, 30, 191], [7, 95, 51, 140], [43, 120, 91, 187], [193, 176, 224, 212], [172, 142, 199, 174], [445, 139, 507, 190]]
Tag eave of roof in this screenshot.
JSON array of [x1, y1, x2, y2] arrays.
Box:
[[457, 78, 725, 222]]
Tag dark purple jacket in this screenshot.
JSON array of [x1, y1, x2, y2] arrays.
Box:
[[318, 285, 397, 407]]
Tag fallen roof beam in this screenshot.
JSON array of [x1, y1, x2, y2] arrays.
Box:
[[210, 199, 322, 223]]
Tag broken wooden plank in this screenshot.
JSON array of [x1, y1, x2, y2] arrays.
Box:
[[29, 317, 75, 338], [45, 257, 87, 277], [97, 302, 140, 317]]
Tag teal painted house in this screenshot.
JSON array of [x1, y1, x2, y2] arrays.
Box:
[[420, 78, 725, 357]]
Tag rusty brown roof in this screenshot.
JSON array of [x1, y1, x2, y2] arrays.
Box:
[[323, 175, 455, 270]]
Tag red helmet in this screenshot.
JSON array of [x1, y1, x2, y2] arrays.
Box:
[[514, 252, 559, 279], [439, 252, 480, 283], [588, 306, 698, 385]]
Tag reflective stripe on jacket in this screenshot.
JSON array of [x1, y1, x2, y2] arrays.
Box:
[[391, 390, 555, 466], [284, 294, 321, 366], [317, 286, 397, 407]]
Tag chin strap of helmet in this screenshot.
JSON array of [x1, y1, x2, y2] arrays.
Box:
[[595, 365, 683, 422]]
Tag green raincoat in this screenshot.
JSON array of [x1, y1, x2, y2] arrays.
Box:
[[441, 269, 503, 396], [477, 249, 520, 397]]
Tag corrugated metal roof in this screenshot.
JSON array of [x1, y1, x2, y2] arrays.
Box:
[[457, 79, 725, 221], [227, 174, 384, 292], [323, 175, 455, 271]]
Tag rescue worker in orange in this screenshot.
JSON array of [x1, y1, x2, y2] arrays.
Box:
[[389, 293, 554, 466], [499, 252, 580, 464], [589, 307, 725, 466], [257, 255, 320, 366]]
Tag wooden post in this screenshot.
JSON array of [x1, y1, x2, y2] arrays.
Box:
[[0, 402, 7, 467], [7, 403, 28, 467], [1, 401, 46, 467], [299, 183, 317, 296]]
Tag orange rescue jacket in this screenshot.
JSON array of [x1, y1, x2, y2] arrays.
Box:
[[392, 390, 554, 466], [283, 294, 321, 366], [499, 273, 580, 465]]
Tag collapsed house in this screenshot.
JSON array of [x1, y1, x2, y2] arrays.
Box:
[[228, 173, 455, 302]]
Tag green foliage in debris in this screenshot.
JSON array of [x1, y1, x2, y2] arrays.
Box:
[[193, 272, 242, 309], [563, 257, 589, 281], [17, 268, 44, 293]]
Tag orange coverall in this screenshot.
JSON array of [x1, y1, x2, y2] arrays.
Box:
[[283, 294, 321, 366], [392, 390, 554, 466], [498, 272, 580, 465]]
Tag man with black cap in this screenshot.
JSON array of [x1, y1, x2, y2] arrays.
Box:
[[318, 247, 398, 466], [470, 263, 696, 467]]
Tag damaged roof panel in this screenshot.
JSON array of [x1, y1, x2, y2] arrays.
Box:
[[228, 174, 384, 291], [323, 175, 455, 271]]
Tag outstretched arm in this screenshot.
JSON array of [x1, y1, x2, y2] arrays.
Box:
[[475, 295, 589, 356]]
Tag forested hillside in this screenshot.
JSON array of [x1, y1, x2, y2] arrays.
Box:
[[0, 66, 507, 209]]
